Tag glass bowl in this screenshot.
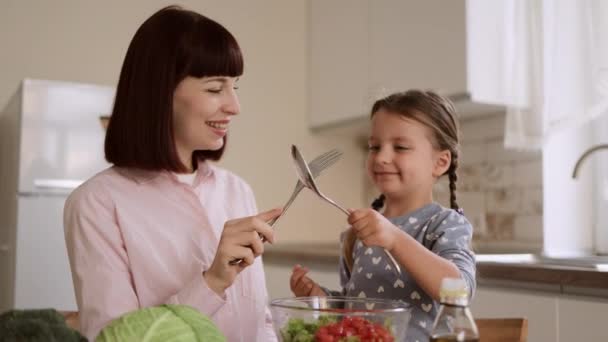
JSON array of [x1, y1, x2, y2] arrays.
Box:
[[270, 296, 412, 342]]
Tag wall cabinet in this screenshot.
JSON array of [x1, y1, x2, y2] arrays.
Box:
[[308, 0, 370, 128], [309, 0, 486, 129]]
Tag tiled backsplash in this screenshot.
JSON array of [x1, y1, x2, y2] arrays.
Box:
[[437, 113, 543, 252], [363, 112, 544, 252]]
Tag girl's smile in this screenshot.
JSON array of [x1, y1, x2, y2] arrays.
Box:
[[372, 170, 401, 181]]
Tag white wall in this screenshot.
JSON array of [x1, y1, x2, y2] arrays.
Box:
[[0, 0, 366, 243]]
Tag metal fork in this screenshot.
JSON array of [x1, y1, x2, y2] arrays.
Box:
[[228, 148, 343, 265], [267, 148, 343, 229], [291, 145, 402, 276]]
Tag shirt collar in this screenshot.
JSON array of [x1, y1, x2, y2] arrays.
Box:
[[114, 160, 215, 186]]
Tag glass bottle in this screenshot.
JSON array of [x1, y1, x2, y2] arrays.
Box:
[[429, 278, 479, 342]]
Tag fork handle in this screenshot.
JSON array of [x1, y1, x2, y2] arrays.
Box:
[[267, 181, 303, 228], [383, 249, 402, 276], [334, 203, 402, 275], [331, 202, 350, 216], [228, 182, 304, 265]]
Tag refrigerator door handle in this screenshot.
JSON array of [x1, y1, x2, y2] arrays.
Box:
[[33, 179, 84, 190]]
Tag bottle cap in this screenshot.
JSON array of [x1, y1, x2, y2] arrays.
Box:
[[439, 278, 469, 306]]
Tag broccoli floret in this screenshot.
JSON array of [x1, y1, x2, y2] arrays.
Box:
[[48, 323, 87, 342], [0, 318, 54, 341], [281, 318, 321, 342], [343, 337, 361, 342], [281, 316, 343, 342], [283, 318, 306, 340], [293, 330, 314, 342], [317, 315, 337, 326], [0, 308, 65, 325], [0, 309, 86, 342]]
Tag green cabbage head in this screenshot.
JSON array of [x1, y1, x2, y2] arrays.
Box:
[[96, 304, 225, 342]]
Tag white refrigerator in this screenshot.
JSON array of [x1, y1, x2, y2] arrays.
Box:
[[0, 79, 115, 312]]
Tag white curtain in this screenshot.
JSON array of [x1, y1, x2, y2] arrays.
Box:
[[470, 0, 608, 149]]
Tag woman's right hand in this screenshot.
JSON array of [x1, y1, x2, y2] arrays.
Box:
[[204, 208, 282, 295], [290, 264, 326, 297]]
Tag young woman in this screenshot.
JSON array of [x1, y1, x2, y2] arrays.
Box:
[[64, 6, 280, 341]]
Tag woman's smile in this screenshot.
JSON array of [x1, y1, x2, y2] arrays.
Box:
[[206, 119, 230, 137]]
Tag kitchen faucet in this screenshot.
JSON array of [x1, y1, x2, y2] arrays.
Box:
[[572, 144, 608, 178]]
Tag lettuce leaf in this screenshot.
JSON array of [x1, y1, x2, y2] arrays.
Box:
[[96, 304, 225, 342]]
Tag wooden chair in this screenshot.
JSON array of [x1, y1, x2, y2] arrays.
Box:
[[475, 318, 528, 342]]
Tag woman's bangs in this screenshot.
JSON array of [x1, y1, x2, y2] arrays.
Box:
[[185, 23, 243, 78]]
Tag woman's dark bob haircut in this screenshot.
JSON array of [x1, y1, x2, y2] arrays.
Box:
[[105, 5, 243, 172]]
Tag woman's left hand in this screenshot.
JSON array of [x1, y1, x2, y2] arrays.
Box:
[[347, 208, 401, 251]]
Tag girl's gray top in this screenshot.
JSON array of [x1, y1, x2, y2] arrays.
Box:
[[324, 202, 476, 342]]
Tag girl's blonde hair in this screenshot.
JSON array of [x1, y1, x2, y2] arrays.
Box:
[[343, 90, 462, 271]]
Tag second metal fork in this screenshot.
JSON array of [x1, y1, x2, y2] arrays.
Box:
[[228, 148, 343, 265], [267, 148, 343, 228]]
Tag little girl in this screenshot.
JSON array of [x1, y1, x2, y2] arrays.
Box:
[[290, 90, 476, 342]]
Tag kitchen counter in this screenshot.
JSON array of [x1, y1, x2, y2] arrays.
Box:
[[475, 254, 608, 297], [263, 242, 340, 265], [264, 243, 608, 297]]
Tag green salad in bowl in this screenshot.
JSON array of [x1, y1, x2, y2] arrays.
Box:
[[270, 297, 411, 342]]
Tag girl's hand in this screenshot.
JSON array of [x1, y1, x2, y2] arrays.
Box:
[[347, 208, 401, 252], [204, 208, 282, 295], [290, 265, 326, 297]]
